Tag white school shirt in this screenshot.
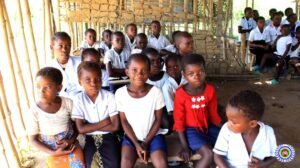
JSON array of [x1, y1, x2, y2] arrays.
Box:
[[99, 41, 111, 54], [281, 18, 289, 25], [213, 122, 277, 168], [274, 35, 293, 56], [71, 90, 118, 135], [103, 48, 131, 69], [164, 44, 177, 53], [146, 72, 169, 88], [239, 17, 257, 39], [265, 24, 281, 44], [148, 34, 171, 51], [265, 19, 272, 27], [125, 35, 136, 51], [80, 41, 101, 49], [290, 38, 300, 58], [131, 48, 143, 54], [26, 97, 73, 135], [47, 56, 81, 97], [115, 85, 166, 141], [162, 76, 187, 113], [248, 27, 271, 44], [101, 69, 109, 87]]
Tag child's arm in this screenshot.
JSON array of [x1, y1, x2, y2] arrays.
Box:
[[214, 153, 229, 168], [159, 49, 176, 57], [98, 114, 120, 132], [248, 157, 276, 168], [272, 35, 283, 50], [74, 117, 111, 134], [57, 122, 78, 149], [282, 44, 292, 58], [291, 41, 300, 51], [208, 88, 222, 127], [178, 131, 192, 162], [105, 62, 126, 77]]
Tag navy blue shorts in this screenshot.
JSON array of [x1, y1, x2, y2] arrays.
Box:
[[185, 125, 220, 152], [122, 134, 167, 153]]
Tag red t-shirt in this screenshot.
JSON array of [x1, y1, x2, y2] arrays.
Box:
[[173, 83, 221, 132]]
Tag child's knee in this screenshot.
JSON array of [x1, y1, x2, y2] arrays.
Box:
[[198, 145, 213, 160]]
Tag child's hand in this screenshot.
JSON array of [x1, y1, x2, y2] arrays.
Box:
[[136, 144, 148, 164], [55, 140, 69, 150], [179, 147, 191, 162], [248, 157, 264, 168], [51, 146, 73, 156]]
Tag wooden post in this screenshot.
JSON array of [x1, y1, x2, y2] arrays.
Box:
[[216, 0, 224, 73], [56, 0, 61, 31], [252, 0, 254, 8], [0, 138, 9, 168], [184, 0, 188, 31], [241, 33, 247, 65], [45, 0, 54, 61], [193, 0, 198, 32]]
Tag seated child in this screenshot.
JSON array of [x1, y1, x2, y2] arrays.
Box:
[[173, 54, 221, 167], [72, 62, 120, 168], [248, 16, 271, 71], [265, 12, 282, 45], [289, 26, 300, 76], [214, 90, 277, 168], [27, 67, 85, 168], [261, 24, 292, 85], [99, 29, 112, 57], [142, 48, 169, 88], [125, 23, 137, 51], [131, 33, 148, 54], [175, 31, 194, 57], [48, 32, 81, 97], [265, 8, 277, 26], [116, 54, 168, 168], [81, 48, 110, 90], [160, 30, 181, 55], [148, 20, 171, 51], [80, 28, 100, 50]]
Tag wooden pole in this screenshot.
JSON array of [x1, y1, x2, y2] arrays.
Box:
[[56, 0, 61, 31], [216, 0, 223, 73], [184, 0, 188, 31], [193, 0, 198, 32], [0, 0, 26, 133], [0, 137, 9, 168], [252, 0, 254, 9], [45, 0, 54, 61]]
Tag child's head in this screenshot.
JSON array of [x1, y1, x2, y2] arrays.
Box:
[[284, 7, 293, 17], [253, 10, 259, 19], [165, 55, 182, 79], [176, 31, 193, 56], [278, 11, 284, 17], [182, 54, 206, 88], [35, 67, 63, 102], [112, 31, 125, 50], [102, 29, 112, 46], [296, 26, 300, 39], [269, 8, 277, 18], [244, 7, 253, 18], [125, 54, 151, 86], [281, 24, 291, 36], [171, 30, 181, 44], [85, 28, 97, 46], [272, 12, 282, 26], [226, 90, 265, 133], [287, 13, 297, 24], [51, 32, 71, 64], [150, 20, 161, 36], [125, 23, 137, 38], [81, 48, 101, 64], [135, 33, 148, 50], [77, 62, 102, 96], [142, 48, 163, 76], [256, 17, 265, 29]]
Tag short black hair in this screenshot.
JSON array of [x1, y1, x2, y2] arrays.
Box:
[[269, 8, 277, 15], [52, 32, 71, 42], [151, 20, 161, 25], [85, 28, 96, 36], [287, 13, 297, 20], [165, 55, 181, 67], [244, 7, 252, 14], [273, 12, 282, 18], [256, 16, 265, 22], [136, 33, 147, 40], [81, 48, 100, 62], [142, 47, 159, 56], [126, 23, 137, 31], [181, 54, 205, 72], [112, 31, 124, 39], [281, 24, 291, 29], [36, 67, 63, 85], [126, 54, 151, 70], [102, 29, 112, 37], [277, 11, 284, 17], [77, 62, 102, 79], [172, 30, 181, 41], [285, 7, 293, 16], [228, 90, 265, 120], [176, 31, 192, 42]]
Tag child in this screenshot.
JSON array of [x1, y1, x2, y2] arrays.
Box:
[[143, 48, 169, 88], [265, 12, 282, 44], [265, 8, 277, 26], [214, 90, 277, 168], [238, 7, 256, 41], [161, 30, 181, 54], [173, 54, 221, 167], [27, 67, 85, 168], [262, 24, 293, 85], [72, 62, 121, 168], [287, 13, 298, 37], [99, 29, 112, 57], [148, 20, 171, 51], [115, 54, 168, 168], [80, 28, 100, 50], [248, 17, 271, 70], [81, 48, 110, 90], [125, 23, 137, 51], [289, 26, 300, 76], [48, 32, 81, 97], [282, 7, 293, 24], [253, 10, 260, 22], [131, 33, 148, 54]]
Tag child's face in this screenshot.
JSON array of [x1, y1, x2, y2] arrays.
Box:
[[289, 15, 297, 24], [83, 54, 100, 64], [257, 20, 265, 29], [183, 64, 205, 88], [112, 34, 125, 50], [126, 25, 137, 38], [36, 76, 62, 103], [136, 37, 148, 49], [245, 10, 253, 18], [177, 37, 193, 56], [103, 32, 112, 45], [52, 39, 71, 64], [272, 15, 282, 25], [79, 69, 101, 97], [85, 32, 96, 46], [281, 27, 290, 36], [147, 53, 163, 76], [226, 105, 256, 133], [126, 59, 150, 87], [166, 59, 181, 79], [151, 23, 161, 36]]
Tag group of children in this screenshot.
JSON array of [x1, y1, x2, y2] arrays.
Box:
[[27, 20, 278, 168], [240, 7, 300, 85]]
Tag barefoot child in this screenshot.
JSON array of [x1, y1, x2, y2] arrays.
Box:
[[80, 28, 100, 50], [27, 67, 85, 168], [214, 90, 277, 168], [173, 54, 221, 167], [72, 62, 121, 168], [131, 33, 148, 54], [116, 54, 168, 168], [99, 29, 112, 56]]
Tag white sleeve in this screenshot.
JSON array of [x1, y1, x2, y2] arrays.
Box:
[[107, 93, 118, 117], [71, 96, 85, 119], [248, 30, 255, 41], [164, 37, 171, 47], [213, 123, 230, 156], [80, 41, 86, 48], [26, 108, 39, 135], [239, 18, 244, 27], [162, 82, 174, 112], [287, 37, 293, 45], [268, 127, 277, 157], [155, 88, 165, 110], [101, 69, 110, 87], [103, 51, 112, 64], [115, 89, 125, 112]]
